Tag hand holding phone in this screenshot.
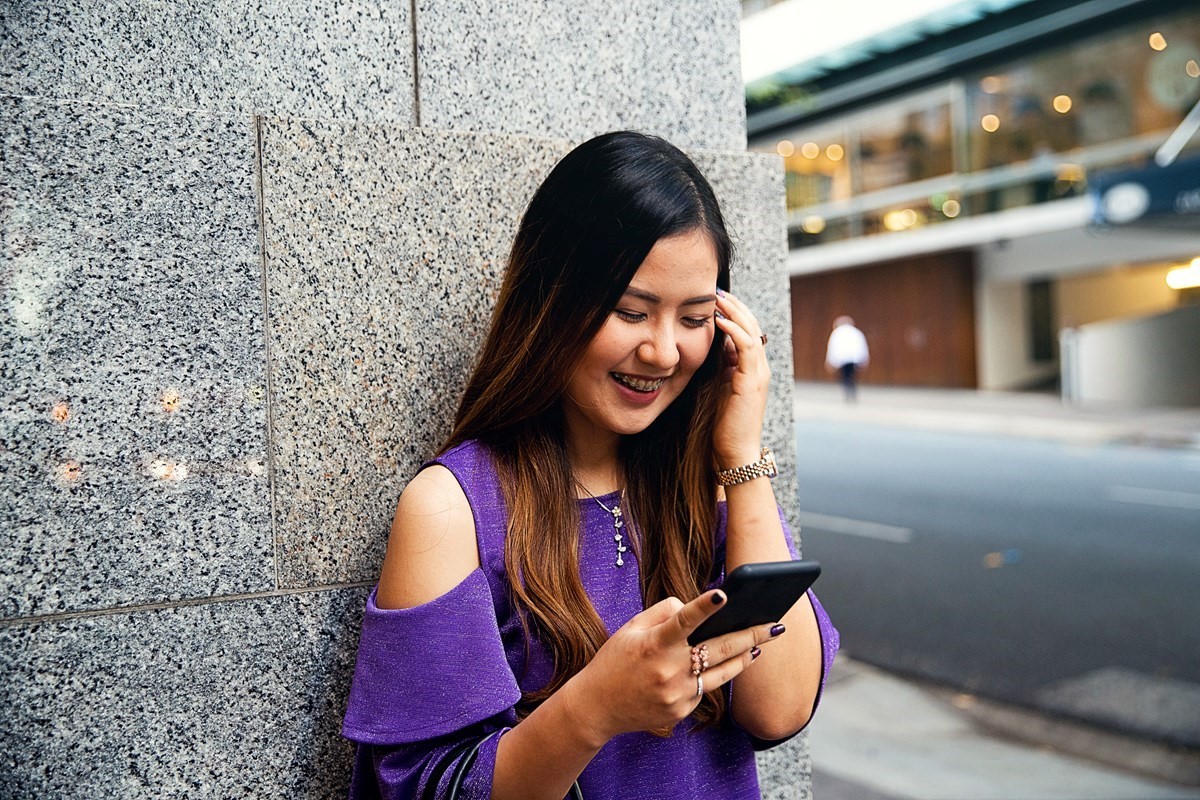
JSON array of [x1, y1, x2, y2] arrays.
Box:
[[687, 560, 821, 646]]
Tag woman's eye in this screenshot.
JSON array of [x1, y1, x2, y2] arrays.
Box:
[[614, 309, 646, 323], [683, 316, 712, 328]]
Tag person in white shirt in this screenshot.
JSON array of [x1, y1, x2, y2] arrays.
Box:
[[825, 316, 869, 402]]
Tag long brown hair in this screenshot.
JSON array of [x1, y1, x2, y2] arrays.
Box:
[[442, 132, 733, 729]]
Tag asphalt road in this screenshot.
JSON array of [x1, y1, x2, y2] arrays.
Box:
[[793, 419, 1200, 746]]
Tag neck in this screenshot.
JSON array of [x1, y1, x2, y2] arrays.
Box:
[[563, 416, 622, 496]]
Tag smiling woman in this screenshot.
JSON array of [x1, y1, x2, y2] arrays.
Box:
[[341, 131, 839, 800]]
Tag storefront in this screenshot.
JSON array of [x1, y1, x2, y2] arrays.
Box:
[[748, 1, 1200, 394]]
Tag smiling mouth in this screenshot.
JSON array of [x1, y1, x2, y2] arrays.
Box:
[[611, 372, 668, 393]]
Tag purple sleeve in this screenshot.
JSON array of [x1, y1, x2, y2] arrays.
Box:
[[716, 504, 841, 751], [353, 727, 511, 800], [342, 569, 520, 799]]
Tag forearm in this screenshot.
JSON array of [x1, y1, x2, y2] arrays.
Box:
[[723, 477, 823, 739], [491, 677, 605, 800]]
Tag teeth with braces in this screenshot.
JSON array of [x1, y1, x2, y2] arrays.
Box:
[[612, 373, 666, 392]]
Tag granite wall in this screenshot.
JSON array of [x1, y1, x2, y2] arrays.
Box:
[[0, 2, 807, 797]]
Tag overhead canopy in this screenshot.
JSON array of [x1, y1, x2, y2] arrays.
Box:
[[742, 0, 1036, 86]]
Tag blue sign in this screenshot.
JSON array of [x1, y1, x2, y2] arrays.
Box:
[[1090, 154, 1200, 230]]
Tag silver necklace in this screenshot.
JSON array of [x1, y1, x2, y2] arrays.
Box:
[[578, 484, 628, 567]]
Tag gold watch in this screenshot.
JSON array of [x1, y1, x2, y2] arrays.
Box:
[[716, 448, 777, 486]]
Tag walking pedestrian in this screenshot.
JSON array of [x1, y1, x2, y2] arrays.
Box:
[[825, 316, 869, 402]]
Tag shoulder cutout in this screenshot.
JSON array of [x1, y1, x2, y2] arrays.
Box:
[[376, 465, 481, 610]]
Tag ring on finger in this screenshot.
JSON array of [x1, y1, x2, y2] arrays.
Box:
[[690, 644, 710, 676], [759, 333, 768, 346]]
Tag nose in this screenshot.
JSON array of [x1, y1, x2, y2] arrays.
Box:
[[637, 322, 680, 372]]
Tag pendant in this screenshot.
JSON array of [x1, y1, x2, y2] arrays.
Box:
[[612, 506, 627, 567]]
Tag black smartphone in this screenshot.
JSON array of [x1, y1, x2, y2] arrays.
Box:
[[687, 560, 821, 646]]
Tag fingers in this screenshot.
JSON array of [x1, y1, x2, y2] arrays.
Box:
[[689, 622, 784, 699], [695, 642, 762, 697], [636, 596, 685, 629], [715, 291, 765, 350], [658, 589, 727, 644], [722, 335, 739, 369], [699, 622, 783, 669]]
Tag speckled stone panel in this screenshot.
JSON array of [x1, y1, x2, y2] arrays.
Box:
[[0, 0, 414, 124], [261, 120, 571, 588], [758, 731, 815, 800], [0, 587, 365, 799], [0, 97, 272, 618], [416, 0, 746, 151]]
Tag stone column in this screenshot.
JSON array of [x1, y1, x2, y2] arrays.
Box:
[[1, 2, 806, 796]]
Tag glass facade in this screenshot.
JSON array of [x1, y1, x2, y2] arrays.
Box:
[[753, 7, 1200, 245]]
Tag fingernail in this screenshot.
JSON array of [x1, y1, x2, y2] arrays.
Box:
[[712, 591, 726, 605], [769, 624, 786, 637], [716, 288, 725, 297], [750, 646, 762, 661], [715, 310, 726, 320]]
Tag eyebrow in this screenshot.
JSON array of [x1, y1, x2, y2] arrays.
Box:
[[623, 287, 717, 306]]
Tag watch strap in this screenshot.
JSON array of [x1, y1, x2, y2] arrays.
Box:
[[716, 448, 777, 486]]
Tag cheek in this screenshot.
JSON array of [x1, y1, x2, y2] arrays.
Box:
[[680, 329, 716, 374], [579, 323, 627, 370]]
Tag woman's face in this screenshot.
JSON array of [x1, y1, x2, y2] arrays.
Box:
[[563, 228, 719, 447]]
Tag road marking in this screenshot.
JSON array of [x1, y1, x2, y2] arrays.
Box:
[[1107, 485, 1200, 511], [799, 512, 913, 543]]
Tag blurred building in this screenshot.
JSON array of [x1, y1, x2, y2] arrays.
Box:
[[744, 0, 1200, 402]]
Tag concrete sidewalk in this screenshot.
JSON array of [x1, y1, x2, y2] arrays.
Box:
[[792, 381, 1200, 450], [810, 657, 1200, 800]]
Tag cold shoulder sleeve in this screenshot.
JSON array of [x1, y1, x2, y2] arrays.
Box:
[[342, 569, 520, 799]]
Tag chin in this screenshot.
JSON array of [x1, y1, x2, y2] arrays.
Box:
[[612, 398, 678, 436]]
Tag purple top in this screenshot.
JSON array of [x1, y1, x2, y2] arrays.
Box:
[[342, 440, 839, 800]]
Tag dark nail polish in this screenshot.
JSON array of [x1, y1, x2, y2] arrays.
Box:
[[769, 624, 786, 637], [712, 591, 725, 605], [750, 646, 762, 661]]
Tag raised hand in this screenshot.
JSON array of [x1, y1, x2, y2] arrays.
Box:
[[712, 289, 770, 468], [565, 589, 783, 743]]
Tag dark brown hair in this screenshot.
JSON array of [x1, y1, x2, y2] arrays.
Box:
[[443, 131, 733, 729]]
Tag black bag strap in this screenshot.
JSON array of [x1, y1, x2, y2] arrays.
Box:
[[421, 734, 480, 800], [446, 730, 584, 799]]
